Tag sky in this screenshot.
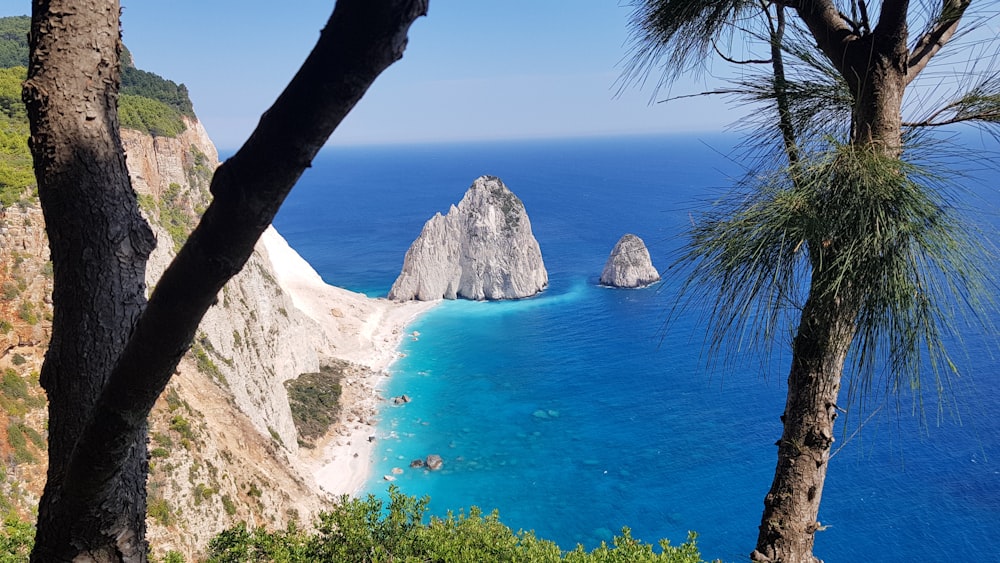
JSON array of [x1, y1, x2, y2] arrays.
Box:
[[6, 2, 997, 150], [5, 1, 742, 149]]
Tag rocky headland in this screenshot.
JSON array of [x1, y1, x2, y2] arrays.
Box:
[[600, 233, 660, 288], [388, 175, 548, 301]]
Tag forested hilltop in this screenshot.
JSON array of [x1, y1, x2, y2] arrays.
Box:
[[1, 15, 195, 208]]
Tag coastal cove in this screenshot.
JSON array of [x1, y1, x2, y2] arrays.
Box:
[[272, 134, 1000, 562]]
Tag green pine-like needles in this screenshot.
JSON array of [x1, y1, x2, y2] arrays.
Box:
[[673, 139, 995, 413]]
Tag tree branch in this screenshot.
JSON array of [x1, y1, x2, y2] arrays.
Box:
[[713, 40, 772, 65], [57, 0, 428, 519], [907, 0, 971, 84], [873, 0, 909, 41], [789, 0, 856, 76]]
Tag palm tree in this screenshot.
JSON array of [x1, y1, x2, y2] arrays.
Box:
[[621, 2, 999, 562]]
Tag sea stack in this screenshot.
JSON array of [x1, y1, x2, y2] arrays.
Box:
[[388, 175, 548, 301], [600, 234, 660, 288]]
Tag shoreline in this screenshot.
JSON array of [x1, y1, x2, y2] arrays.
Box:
[[260, 226, 437, 497]]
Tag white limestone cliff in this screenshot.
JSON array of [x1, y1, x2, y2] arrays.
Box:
[[388, 175, 548, 301], [600, 233, 660, 288]]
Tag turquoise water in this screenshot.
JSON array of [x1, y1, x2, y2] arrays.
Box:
[[273, 134, 1000, 562]]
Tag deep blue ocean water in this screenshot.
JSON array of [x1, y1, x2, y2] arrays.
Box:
[[273, 134, 1000, 562]]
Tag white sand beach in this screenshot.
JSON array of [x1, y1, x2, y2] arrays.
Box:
[[260, 226, 437, 496]]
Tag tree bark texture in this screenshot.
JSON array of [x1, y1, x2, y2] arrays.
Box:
[[752, 2, 937, 561], [24, 1, 156, 560], [751, 263, 857, 563], [25, 0, 427, 561]]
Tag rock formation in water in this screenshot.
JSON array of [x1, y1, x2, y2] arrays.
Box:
[[600, 233, 660, 288], [388, 175, 548, 301]]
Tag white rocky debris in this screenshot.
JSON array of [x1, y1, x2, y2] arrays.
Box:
[[389, 175, 548, 301], [600, 233, 660, 288]]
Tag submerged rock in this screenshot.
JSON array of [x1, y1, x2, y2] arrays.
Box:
[[600, 234, 660, 288], [388, 175, 548, 301]]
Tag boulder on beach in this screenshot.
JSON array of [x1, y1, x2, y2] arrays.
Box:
[[600, 233, 660, 288], [388, 175, 548, 301]]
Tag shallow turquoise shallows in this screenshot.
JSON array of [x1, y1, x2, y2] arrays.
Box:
[[273, 134, 1000, 562]]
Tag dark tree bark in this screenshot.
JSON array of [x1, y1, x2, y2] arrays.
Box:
[[24, 1, 156, 559], [24, 0, 427, 561]]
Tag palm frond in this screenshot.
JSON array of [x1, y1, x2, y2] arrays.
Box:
[[906, 71, 1000, 133], [673, 139, 996, 405], [618, 0, 760, 99]]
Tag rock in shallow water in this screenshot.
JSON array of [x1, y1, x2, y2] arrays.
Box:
[[600, 233, 660, 288], [388, 175, 548, 301]]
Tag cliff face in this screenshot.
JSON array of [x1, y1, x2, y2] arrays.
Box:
[[600, 233, 660, 288], [389, 175, 548, 301], [124, 119, 334, 553], [0, 119, 346, 557]]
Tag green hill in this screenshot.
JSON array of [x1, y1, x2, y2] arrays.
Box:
[[0, 15, 195, 137], [0, 15, 200, 205]]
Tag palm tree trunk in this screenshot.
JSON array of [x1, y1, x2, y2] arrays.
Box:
[[751, 263, 857, 563]]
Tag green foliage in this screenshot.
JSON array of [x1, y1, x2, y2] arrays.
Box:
[[119, 94, 187, 138], [0, 16, 30, 69], [149, 182, 197, 252], [0, 66, 26, 119], [221, 494, 238, 516], [620, 0, 757, 95], [148, 496, 175, 526], [17, 300, 37, 325], [207, 488, 713, 562], [0, 66, 34, 208], [285, 363, 345, 443], [676, 139, 995, 401], [7, 421, 38, 463], [0, 513, 34, 563], [169, 414, 195, 443], [1, 368, 27, 400], [191, 334, 227, 386], [121, 65, 195, 118]]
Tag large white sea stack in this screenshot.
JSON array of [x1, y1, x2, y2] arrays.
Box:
[[600, 233, 660, 288], [388, 175, 548, 301]]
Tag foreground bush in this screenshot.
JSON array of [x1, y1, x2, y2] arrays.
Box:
[[208, 487, 715, 562]]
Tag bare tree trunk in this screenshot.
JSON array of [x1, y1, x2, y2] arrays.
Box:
[[751, 264, 857, 563], [24, 1, 155, 560], [24, 0, 427, 560]]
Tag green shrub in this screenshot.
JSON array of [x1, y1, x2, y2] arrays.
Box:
[[0, 16, 30, 69], [17, 300, 37, 325], [0, 513, 34, 563], [148, 496, 174, 526], [207, 488, 714, 563], [284, 363, 346, 443], [1, 368, 26, 400], [119, 94, 187, 138], [10, 353, 25, 366], [169, 414, 195, 442], [221, 494, 237, 516]]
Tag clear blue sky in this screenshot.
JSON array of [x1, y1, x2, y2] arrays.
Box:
[[6, 1, 741, 149]]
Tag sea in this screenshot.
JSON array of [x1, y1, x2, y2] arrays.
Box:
[[271, 133, 1000, 562]]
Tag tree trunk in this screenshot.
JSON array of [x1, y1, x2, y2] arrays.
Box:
[[751, 263, 857, 563], [24, 1, 156, 560], [750, 5, 913, 560]]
